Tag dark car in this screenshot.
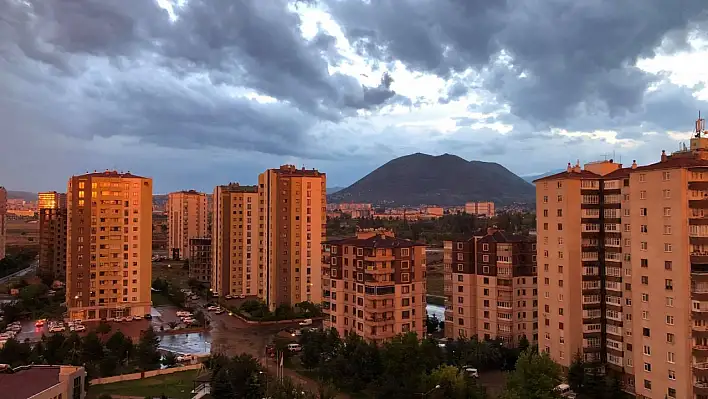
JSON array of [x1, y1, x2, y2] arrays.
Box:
[[144, 314, 153, 320]]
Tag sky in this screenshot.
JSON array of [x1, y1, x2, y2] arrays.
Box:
[[1, 0, 708, 193]]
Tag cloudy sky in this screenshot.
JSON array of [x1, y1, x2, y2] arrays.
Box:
[[1, 0, 708, 193]]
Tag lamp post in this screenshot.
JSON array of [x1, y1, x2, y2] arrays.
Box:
[[416, 384, 441, 397]]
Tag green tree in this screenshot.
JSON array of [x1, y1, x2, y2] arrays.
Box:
[[81, 332, 105, 365], [106, 331, 133, 364], [135, 327, 161, 370], [500, 350, 562, 399], [162, 352, 178, 367], [426, 315, 440, 334], [567, 352, 584, 392], [96, 321, 112, 336], [212, 367, 235, 398]]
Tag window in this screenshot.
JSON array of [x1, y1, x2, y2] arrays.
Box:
[[641, 276, 649, 285], [665, 279, 673, 290], [639, 174, 646, 182], [666, 333, 674, 343], [667, 352, 675, 363], [666, 315, 674, 325], [643, 328, 651, 337], [665, 261, 672, 270], [668, 370, 675, 380], [644, 362, 652, 372], [663, 189, 671, 199], [640, 208, 648, 216], [641, 258, 648, 268], [644, 380, 651, 390], [643, 344, 651, 355], [664, 243, 672, 253], [641, 242, 648, 250], [666, 297, 674, 307], [640, 224, 648, 233], [557, 223, 563, 231], [642, 293, 649, 302], [664, 225, 672, 234], [640, 190, 647, 199], [662, 171, 671, 181], [664, 207, 671, 217]]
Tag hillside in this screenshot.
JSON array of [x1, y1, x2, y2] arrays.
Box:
[[522, 169, 565, 183], [7, 190, 37, 201], [328, 153, 535, 206]]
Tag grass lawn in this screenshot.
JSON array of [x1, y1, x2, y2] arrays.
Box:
[[87, 370, 201, 399], [151, 292, 172, 307]]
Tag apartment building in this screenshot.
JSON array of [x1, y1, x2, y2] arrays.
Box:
[[465, 201, 495, 217], [322, 230, 426, 343], [189, 237, 211, 284], [443, 229, 537, 346], [0, 186, 6, 260], [38, 192, 68, 279], [534, 117, 708, 399], [211, 183, 261, 297], [66, 171, 152, 321], [1, 364, 86, 399], [259, 165, 326, 309], [167, 190, 208, 260]]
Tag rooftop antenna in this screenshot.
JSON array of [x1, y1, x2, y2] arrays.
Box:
[[697, 111, 706, 138]]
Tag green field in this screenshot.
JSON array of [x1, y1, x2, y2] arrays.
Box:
[[87, 370, 201, 399]]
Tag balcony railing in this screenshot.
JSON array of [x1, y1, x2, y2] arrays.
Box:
[[695, 362, 708, 370]]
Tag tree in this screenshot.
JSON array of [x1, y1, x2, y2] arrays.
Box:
[[212, 367, 235, 398], [81, 332, 105, 365], [500, 349, 562, 399], [135, 327, 161, 370], [106, 331, 133, 364], [96, 321, 112, 336], [162, 352, 178, 368], [567, 352, 585, 392], [426, 315, 440, 334]]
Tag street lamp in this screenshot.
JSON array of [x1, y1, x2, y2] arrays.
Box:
[[416, 385, 441, 397]]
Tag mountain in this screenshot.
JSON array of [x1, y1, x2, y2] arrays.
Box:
[[522, 169, 565, 183], [328, 153, 535, 206], [327, 186, 346, 194], [6, 190, 37, 202]]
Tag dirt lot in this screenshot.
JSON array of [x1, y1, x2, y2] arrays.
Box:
[[5, 219, 39, 247], [426, 263, 444, 297], [152, 260, 189, 289]]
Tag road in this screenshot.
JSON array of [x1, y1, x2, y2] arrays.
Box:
[[0, 260, 38, 284]]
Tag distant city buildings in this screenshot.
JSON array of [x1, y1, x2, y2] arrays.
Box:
[[0, 364, 86, 399], [38, 191, 67, 279], [322, 229, 426, 343], [464, 201, 495, 217], [444, 229, 537, 346], [167, 190, 208, 260], [0, 186, 5, 259], [189, 237, 211, 284], [66, 171, 152, 321], [534, 116, 708, 398]]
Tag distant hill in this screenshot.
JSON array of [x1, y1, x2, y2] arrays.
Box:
[[6, 190, 37, 202], [328, 153, 535, 206], [522, 169, 565, 183], [327, 186, 346, 194]]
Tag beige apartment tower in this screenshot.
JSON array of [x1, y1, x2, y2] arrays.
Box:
[[465, 201, 495, 217], [322, 230, 426, 343], [66, 171, 152, 321], [38, 192, 68, 279], [535, 117, 708, 399], [167, 190, 208, 260], [443, 229, 537, 346], [211, 184, 261, 297], [259, 165, 326, 309], [0, 186, 6, 260]]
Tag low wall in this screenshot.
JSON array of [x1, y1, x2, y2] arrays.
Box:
[[89, 363, 202, 385], [230, 312, 325, 326], [156, 326, 210, 336]]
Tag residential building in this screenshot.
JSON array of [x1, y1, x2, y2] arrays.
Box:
[[211, 183, 261, 297], [259, 165, 326, 309], [38, 192, 67, 279], [189, 237, 211, 284], [322, 229, 426, 343], [66, 171, 152, 321], [167, 190, 208, 260], [0, 186, 6, 260], [443, 229, 537, 346], [534, 116, 708, 399], [1, 364, 86, 399], [465, 201, 496, 217]]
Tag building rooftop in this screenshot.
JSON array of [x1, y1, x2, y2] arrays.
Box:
[[326, 234, 424, 248], [271, 164, 325, 177], [0, 365, 62, 399], [74, 170, 147, 179], [173, 190, 206, 195], [477, 230, 534, 244], [219, 183, 258, 193]]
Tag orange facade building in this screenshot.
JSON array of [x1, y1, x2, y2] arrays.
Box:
[[167, 190, 208, 260], [443, 229, 537, 346], [259, 165, 326, 310], [66, 171, 153, 321], [0, 186, 6, 260], [535, 117, 708, 399], [211, 184, 261, 297], [38, 191, 68, 279], [322, 230, 427, 343]]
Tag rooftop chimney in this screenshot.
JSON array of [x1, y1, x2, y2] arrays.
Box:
[[631, 160, 637, 169], [661, 150, 667, 162], [567, 162, 572, 172]]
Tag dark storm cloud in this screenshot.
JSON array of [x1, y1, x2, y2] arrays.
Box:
[[325, 0, 708, 127]]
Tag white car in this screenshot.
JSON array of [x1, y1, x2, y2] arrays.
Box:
[[298, 319, 313, 327], [70, 325, 86, 332], [49, 326, 66, 333], [225, 295, 233, 299], [215, 309, 225, 315], [115, 317, 125, 322], [238, 294, 246, 299], [125, 316, 134, 322], [287, 343, 302, 352], [206, 306, 219, 311], [176, 311, 192, 317], [182, 318, 196, 324], [176, 354, 195, 362], [133, 315, 143, 320]]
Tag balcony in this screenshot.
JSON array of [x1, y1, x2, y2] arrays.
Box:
[[365, 255, 395, 262], [693, 252, 708, 264], [694, 303, 708, 313], [581, 252, 599, 261], [694, 285, 708, 294], [694, 324, 708, 332], [695, 363, 708, 370], [365, 317, 394, 326]]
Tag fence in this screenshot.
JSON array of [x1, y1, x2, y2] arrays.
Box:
[[89, 363, 203, 385]]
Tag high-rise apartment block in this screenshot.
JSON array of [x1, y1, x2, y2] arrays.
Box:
[[211, 184, 261, 297], [535, 117, 708, 399], [0, 186, 6, 260], [259, 165, 326, 309], [188, 237, 211, 284], [465, 201, 495, 217], [322, 230, 426, 343], [66, 171, 152, 321], [38, 192, 68, 279], [443, 229, 537, 345], [167, 190, 208, 260]]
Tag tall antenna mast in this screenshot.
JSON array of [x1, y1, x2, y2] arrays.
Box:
[[696, 111, 705, 138]]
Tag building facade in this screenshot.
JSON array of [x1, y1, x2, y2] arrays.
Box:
[[66, 171, 152, 321], [211, 184, 261, 298], [259, 165, 326, 309], [443, 229, 537, 346], [322, 230, 426, 343], [38, 192, 67, 280], [535, 117, 708, 399], [465, 201, 496, 217], [0, 364, 86, 399], [0, 186, 6, 260], [189, 237, 211, 284], [167, 190, 208, 260]]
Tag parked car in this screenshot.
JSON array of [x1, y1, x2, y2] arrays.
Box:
[[287, 343, 302, 352], [207, 306, 219, 312], [225, 295, 233, 299], [144, 314, 153, 320], [176, 354, 195, 363], [70, 325, 86, 332], [49, 325, 66, 333], [238, 294, 246, 299], [35, 319, 46, 327], [125, 316, 134, 322], [176, 311, 192, 317], [133, 315, 143, 320], [298, 318, 313, 326], [463, 367, 479, 378], [215, 309, 225, 315]]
